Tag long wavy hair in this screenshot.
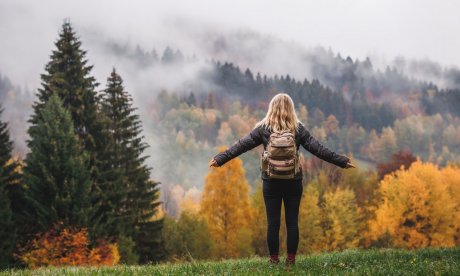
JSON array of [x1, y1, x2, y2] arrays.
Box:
[[255, 93, 301, 133]]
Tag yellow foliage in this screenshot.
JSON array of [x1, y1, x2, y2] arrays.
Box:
[[368, 161, 460, 248], [180, 187, 201, 214], [7, 156, 23, 174], [200, 148, 254, 258], [88, 242, 120, 266], [323, 187, 360, 251], [251, 183, 268, 256], [298, 184, 325, 254], [152, 202, 166, 221]]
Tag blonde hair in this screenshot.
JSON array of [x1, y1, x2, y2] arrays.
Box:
[[255, 93, 301, 133]]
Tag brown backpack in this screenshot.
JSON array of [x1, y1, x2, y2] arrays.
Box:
[[261, 130, 300, 179]]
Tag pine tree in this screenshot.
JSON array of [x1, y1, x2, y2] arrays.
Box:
[[0, 107, 19, 268], [100, 68, 162, 263], [23, 94, 92, 230], [0, 185, 14, 268], [31, 21, 100, 150], [29, 20, 113, 239]]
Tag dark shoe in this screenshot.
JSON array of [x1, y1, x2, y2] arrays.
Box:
[[269, 254, 280, 264], [285, 253, 296, 266]]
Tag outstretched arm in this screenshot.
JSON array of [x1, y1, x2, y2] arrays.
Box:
[[211, 127, 263, 167], [299, 125, 353, 168]]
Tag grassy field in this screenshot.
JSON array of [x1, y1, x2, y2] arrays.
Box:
[[2, 247, 459, 275]]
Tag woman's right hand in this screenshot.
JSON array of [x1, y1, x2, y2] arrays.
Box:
[[209, 159, 218, 167], [345, 161, 356, 169]]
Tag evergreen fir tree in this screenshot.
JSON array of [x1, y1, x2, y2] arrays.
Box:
[[100, 68, 163, 262], [24, 94, 92, 230], [0, 107, 19, 189], [0, 107, 19, 268], [31, 21, 99, 148], [0, 185, 14, 268], [28, 20, 111, 237]]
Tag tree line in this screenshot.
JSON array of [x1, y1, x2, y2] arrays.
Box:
[[152, 89, 460, 209]]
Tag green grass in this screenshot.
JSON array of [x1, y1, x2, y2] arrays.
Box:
[[2, 247, 459, 275]]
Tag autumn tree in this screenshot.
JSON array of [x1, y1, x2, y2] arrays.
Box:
[[298, 184, 325, 254], [443, 165, 460, 245], [339, 162, 380, 207], [251, 183, 267, 256], [200, 150, 254, 258], [377, 127, 398, 162], [362, 127, 397, 163], [323, 114, 340, 137], [369, 161, 460, 248], [322, 187, 360, 251]]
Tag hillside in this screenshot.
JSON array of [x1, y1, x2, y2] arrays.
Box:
[[3, 247, 459, 275]]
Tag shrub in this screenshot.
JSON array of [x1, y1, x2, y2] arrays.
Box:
[[17, 224, 120, 268]]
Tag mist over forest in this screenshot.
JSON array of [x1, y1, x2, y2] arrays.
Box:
[[2, 23, 460, 216]]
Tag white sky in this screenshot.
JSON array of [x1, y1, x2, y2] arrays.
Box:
[[1, 0, 460, 87]]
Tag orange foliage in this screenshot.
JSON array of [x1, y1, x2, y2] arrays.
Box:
[[368, 161, 460, 248], [18, 225, 120, 268], [88, 241, 120, 266]]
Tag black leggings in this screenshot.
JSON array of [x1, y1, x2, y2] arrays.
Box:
[[263, 178, 303, 255]]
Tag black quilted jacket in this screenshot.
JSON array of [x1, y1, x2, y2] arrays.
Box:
[[213, 123, 349, 180]]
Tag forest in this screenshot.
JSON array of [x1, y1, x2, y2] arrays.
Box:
[[1, 21, 460, 268]]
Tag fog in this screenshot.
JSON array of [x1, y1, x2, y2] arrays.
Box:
[[1, 0, 460, 89]]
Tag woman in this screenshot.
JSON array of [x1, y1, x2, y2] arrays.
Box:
[[209, 93, 355, 265]]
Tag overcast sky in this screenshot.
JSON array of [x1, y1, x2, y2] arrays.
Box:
[[1, 0, 459, 87]]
